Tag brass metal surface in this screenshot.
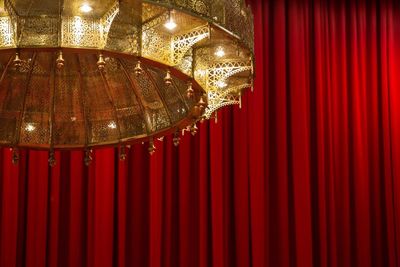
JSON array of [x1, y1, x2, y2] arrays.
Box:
[[0, 0, 254, 150]]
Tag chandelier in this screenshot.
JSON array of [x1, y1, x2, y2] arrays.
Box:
[[0, 0, 254, 165]]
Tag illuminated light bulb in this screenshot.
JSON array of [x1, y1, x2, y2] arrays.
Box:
[[216, 80, 227, 88], [215, 47, 225, 58], [164, 18, 177, 30], [80, 4, 93, 13], [108, 121, 117, 129], [25, 123, 36, 132]]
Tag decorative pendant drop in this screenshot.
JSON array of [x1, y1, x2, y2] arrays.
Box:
[[97, 54, 106, 71], [186, 82, 194, 99], [190, 124, 198, 136], [56, 51, 65, 69], [11, 148, 19, 165], [173, 131, 181, 146], [48, 150, 57, 167], [134, 60, 143, 76], [84, 149, 93, 166], [164, 70, 173, 86], [148, 139, 156, 155], [13, 53, 22, 69], [119, 146, 127, 161]]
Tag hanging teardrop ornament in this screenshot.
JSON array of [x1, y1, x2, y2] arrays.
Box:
[[97, 54, 106, 71], [134, 60, 143, 76], [190, 124, 198, 136], [84, 149, 93, 166], [173, 131, 181, 147], [48, 150, 57, 167], [148, 138, 156, 155], [56, 51, 65, 69], [197, 95, 207, 113], [119, 146, 127, 161], [164, 70, 173, 86], [13, 52, 22, 69], [186, 82, 194, 99], [11, 148, 19, 165]]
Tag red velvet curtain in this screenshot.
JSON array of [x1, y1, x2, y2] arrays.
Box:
[[1, 0, 400, 266]]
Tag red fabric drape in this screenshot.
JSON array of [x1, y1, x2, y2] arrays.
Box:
[[1, 0, 400, 266]]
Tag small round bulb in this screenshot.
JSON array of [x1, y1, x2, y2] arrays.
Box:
[[164, 19, 177, 30], [215, 47, 225, 58], [80, 4, 93, 13], [216, 80, 227, 88]]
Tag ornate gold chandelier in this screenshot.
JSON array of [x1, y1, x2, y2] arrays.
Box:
[[0, 0, 254, 165]]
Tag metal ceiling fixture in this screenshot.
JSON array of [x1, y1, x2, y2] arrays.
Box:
[[0, 0, 254, 165]]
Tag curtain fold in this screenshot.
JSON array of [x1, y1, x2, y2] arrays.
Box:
[[1, 0, 400, 266]]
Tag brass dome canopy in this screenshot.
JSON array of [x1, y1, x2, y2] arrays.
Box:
[[0, 0, 254, 159], [0, 50, 204, 149]]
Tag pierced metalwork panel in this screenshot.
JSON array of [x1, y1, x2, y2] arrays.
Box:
[[172, 24, 209, 65], [117, 109, 147, 139], [0, 112, 18, 144], [147, 67, 188, 123], [142, 2, 166, 22], [122, 60, 171, 131], [204, 87, 240, 118], [78, 54, 120, 144], [145, 0, 254, 50], [103, 57, 147, 139], [103, 58, 142, 112], [20, 114, 50, 146], [53, 54, 86, 146], [172, 75, 196, 106], [142, 27, 171, 65], [0, 52, 16, 144], [175, 53, 193, 76], [0, 52, 33, 145], [10, 0, 60, 15], [105, 21, 140, 54], [19, 52, 52, 146], [0, 17, 15, 47], [62, 16, 102, 48], [18, 17, 59, 47]]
